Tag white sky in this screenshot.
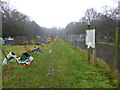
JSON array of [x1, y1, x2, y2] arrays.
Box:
[[3, 0, 118, 28]]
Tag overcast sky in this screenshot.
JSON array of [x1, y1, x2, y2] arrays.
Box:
[[3, 0, 118, 28]]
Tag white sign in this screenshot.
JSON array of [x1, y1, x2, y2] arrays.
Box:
[[86, 29, 95, 48]]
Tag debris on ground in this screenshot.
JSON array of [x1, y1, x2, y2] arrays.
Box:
[[59, 56, 64, 58], [2, 51, 17, 65], [16, 52, 33, 65], [32, 45, 41, 53], [41, 40, 45, 44], [41, 40, 46, 46], [48, 49, 53, 53], [58, 66, 61, 68], [56, 69, 61, 72]]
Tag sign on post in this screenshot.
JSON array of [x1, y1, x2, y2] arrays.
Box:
[[86, 29, 96, 65], [86, 29, 95, 48]]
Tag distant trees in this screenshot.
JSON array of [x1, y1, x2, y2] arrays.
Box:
[[65, 22, 86, 35], [1, 1, 64, 38], [1, 0, 120, 40], [40, 26, 64, 36], [64, 3, 119, 42], [1, 1, 43, 38], [84, 8, 98, 24]]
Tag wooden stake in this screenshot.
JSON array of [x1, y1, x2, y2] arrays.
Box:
[[87, 48, 90, 62], [24, 41, 27, 51], [92, 48, 96, 65], [2, 48, 9, 62]]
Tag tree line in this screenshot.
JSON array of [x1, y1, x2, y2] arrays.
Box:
[[1, 1, 63, 38], [64, 2, 120, 41], [1, 1, 120, 41], [1, 1, 44, 38]]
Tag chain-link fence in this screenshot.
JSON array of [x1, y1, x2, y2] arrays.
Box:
[[62, 27, 120, 72]]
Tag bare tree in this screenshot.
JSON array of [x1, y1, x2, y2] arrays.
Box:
[[85, 8, 97, 24]]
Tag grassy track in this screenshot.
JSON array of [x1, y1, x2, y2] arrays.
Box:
[[2, 38, 118, 88]]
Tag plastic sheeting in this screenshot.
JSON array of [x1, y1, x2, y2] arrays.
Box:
[[2, 52, 17, 65]]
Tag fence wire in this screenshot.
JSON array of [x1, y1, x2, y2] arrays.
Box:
[[61, 27, 119, 72]]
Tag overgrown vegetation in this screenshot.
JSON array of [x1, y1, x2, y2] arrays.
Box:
[[2, 38, 118, 88]]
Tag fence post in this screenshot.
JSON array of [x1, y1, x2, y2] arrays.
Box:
[[93, 27, 96, 65], [2, 49, 9, 62], [118, 27, 120, 89], [117, 27, 120, 88], [86, 25, 91, 62], [66, 32, 68, 41], [86, 25, 96, 65], [112, 27, 120, 72], [24, 41, 27, 51], [116, 27, 120, 73]]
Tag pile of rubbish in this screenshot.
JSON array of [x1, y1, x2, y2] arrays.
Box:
[[32, 45, 41, 53], [2, 37, 54, 66], [46, 37, 52, 44], [16, 52, 33, 65], [2, 52, 17, 65], [2, 52, 33, 65]]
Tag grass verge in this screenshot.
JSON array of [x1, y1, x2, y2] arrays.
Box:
[[2, 38, 118, 88], [98, 42, 115, 45]]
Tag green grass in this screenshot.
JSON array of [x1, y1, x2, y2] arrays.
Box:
[[2, 38, 118, 88], [2, 45, 35, 56], [98, 42, 114, 45]]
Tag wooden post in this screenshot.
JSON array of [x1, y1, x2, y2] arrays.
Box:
[[92, 48, 95, 65], [117, 1, 120, 73], [86, 25, 91, 62], [117, 27, 120, 89], [2, 49, 9, 62], [66, 32, 68, 41], [72, 33, 74, 45], [112, 27, 119, 72], [86, 25, 96, 65], [115, 27, 120, 73], [118, 27, 120, 73], [87, 48, 90, 62], [92, 27, 96, 65], [24, 41, 27, 51]]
